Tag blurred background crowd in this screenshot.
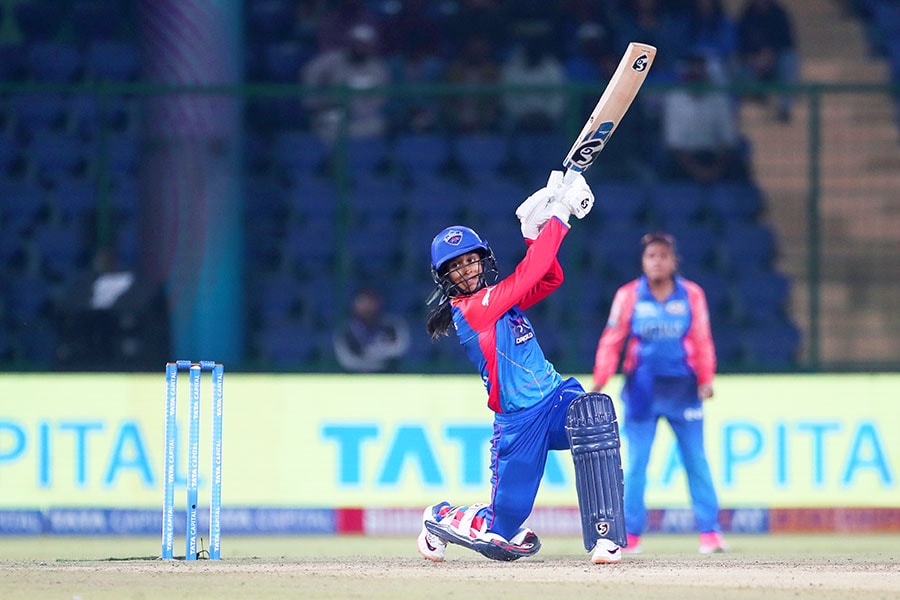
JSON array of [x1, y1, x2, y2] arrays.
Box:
[[0, 0, 898, 374]]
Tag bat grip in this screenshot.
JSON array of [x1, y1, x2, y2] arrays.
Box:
[[562, 169, 580, 186]]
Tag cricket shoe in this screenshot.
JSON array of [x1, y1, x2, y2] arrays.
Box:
[[423, 504, 541, 562], [622, 533, 642, 554], [591, 538, 623, 564], [417, 502, 451, 562], [698, 531, 728, 554]]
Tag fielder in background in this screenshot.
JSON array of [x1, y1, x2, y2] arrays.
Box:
[[592, 232, 726, 554], [417, 171, 627, 565]]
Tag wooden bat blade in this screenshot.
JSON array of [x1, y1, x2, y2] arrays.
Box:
[[562, 42, 656, 176]]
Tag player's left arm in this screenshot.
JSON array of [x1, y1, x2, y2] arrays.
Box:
[[684, 281, 717, 398]]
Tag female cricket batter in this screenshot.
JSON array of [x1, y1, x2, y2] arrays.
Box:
[[592, 231, 726, 554], [415, 171, 624, 565]]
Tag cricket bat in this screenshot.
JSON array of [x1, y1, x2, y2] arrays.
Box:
[[561, 42, 656, 184]]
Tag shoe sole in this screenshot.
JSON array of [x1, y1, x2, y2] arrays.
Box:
[[417, 531, 445, 562]]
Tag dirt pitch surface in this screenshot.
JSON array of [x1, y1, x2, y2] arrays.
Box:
[[1, 534, 897, 600]]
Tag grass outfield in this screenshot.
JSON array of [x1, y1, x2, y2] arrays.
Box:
[[0, 534, 897, 599]]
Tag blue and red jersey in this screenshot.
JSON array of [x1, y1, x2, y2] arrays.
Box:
[[449, 217, 569, 413], [593, 275, 716, 416]]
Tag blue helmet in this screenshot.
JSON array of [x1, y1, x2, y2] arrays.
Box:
[[431, 226, 490, 272], [429, 225, 498, 300]]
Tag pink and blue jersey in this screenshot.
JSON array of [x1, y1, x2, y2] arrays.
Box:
[[449, 217, 569, 414], [593, 275, 716, 419]]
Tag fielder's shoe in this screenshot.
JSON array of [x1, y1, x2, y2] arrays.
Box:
[[622, 533, 642, 554], [698, 531, 728, 554], [590, 538, 623, 564], [417, 503, 450, 562]]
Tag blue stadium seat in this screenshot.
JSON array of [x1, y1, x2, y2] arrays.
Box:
[[250, 273, 303, 321], [256, 320, 320, 367], [6, 275, 52, 321], [11, 93, 68, 131], [29, 130, 90, 180], [408, 173, 469, 222], [734, 268, 790, 326], [590, 182, 647, 223], [105, 133, 140, 174], [14, 0, 66, 40], [689, 269, 733, 320], [246, 0, 297, 42], [707, 182, 764, 223], [0, 180, 46, 233], [466, 176, 529, 223], [262, 40, 312, 83], [27, 41, 83, 82], [272, 130, 327, 175], [33, 223, 85, 278], [72, 0, 127, 41], [244, 176, 289, 221], [648, 182, 708, 223], [347, 137, 391, 175], [742, 321, 801, 369], [0, 135, 22, 176], [53, 179, 98, 221], [721, 222, 776, 269], [711, 322, 743, 365], [285, 175, 338, 221], [85, 40, 141, 81], [666, 220, 719, 269], [0, 44, 27, 81], [283, 218, 337, 274], [346, 220, 401, 273], [349, 174, 407, 223], [451, 134, 510, 176], [392, 134, 451, 175]]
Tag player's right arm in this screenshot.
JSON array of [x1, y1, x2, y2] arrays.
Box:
[[592, 281, 638, 391]]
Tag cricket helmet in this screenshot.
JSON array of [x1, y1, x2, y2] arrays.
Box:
[[429, 225, 498, 299]]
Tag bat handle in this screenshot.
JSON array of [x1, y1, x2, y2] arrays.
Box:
[[562, 169, 580, 187]]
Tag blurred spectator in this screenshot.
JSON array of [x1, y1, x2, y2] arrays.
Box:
[[615, 0, 690, 84], [384, 7, 446, 134], [681, 0, 738, 83], [565, 22, 655, 180], [316, 0, 379, 52], [53, 246, 170, 371], [559, 0, 619, 58], [660, 53, 749, 184], [736, 0, 798, 122], [441, 0, 510, 56], [500, 21, 567, 133], [301, 23, 391, 154], [333, 287, 410, 373], [442, 32, 502, 133]]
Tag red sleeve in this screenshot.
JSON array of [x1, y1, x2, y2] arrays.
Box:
[[684, 280, 716, 386], [518, 237, 564, 311], [461, 217, 569, 331], [593, 280, 638, 389]]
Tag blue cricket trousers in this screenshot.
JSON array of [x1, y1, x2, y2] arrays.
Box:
[[623, 387, 720, 536], [485, 377, 584, 540]]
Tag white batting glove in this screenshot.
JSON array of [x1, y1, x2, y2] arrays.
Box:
[[516, 187, 554, 239], [558, 172, 594, 219], [516, 172, 572, 239]]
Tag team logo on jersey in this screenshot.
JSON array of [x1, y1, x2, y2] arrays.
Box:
[[666, 300, 688, 315], [508, 314, 534, 345], [443, 230, 464, 245], [634, 301, 658, 318]]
